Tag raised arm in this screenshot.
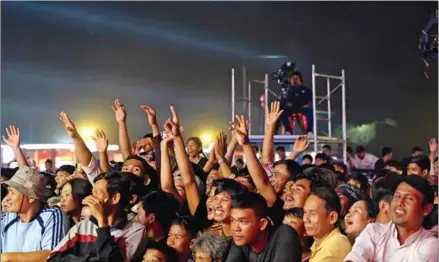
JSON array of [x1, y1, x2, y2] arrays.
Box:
[[165, 106, 201, 215], [160, 135, 184, 210], [203, 145, 217, 173], [59, 112, 93, 167], [140, 105, 160, 137], [286, 135, 310, 161], [429, 138, 438, 162], [2, 125, 28, 167], [234, 115, 277, 207], [112, 99, 131, 160], [224, 126, 238, 163], [93, 129, 111, 173], [262, 101, 284, 165], [215, 131, 233, 178]]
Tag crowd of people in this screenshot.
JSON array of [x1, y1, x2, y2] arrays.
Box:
[[0, 98, 438, 262]]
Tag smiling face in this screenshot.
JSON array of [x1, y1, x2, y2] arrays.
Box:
[[186, 140, 201, 158], [213, 192, 232, 222], [344, 200, 372, 237], [269, 164, 290, 193]]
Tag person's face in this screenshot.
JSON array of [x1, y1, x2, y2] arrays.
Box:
[[277, 150, 286, 159], [206, 172, 218, 195], [45, 162, 53, 171], [333, 164, 344, 174], [173, 172, 187, 201], [270, 164, 289, 193], [122, 159, 147, 179], [213, 192, 232, 222], [231, 208, 267, 246], [303, 195, 337, 239], [135, 202, 152, 228], [193, 250, 212, 262], [302, 158, 312, 165], [357, 152, 366, 159], [391, 182, 431, 228], [143, 248, 168, 262], [291, 75, 302, 86], [206, 187, 216, 220], [322, 148, 331, 156], [315, 158, 326, 166], [138, 137, 154, 154], [80, 206, 92, 221], [167, 225, 192, 256], [2, 187, 29, 213], [186, 140, 201, 158], [412, 150, 423, 157], [344, 200, 372, 237], [55, 171, 70, 189], [60, 183, 79, 215], [236, 161, 244, 169], [235, 176, 255, 192], [407, 163, 428, 177], [281, 181, 295, 210], [291, 178, 312, 208], [92, 179, 110, 208], [283, 215, 305, 237], [336, 192, 351, 217], [347, 179, 362, 190]]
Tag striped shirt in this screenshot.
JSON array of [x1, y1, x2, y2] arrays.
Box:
[[1, 206, 68, 252]]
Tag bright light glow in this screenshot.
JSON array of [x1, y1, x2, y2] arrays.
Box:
[[79, 127, 95, 138], [200, 133, 213, 145]]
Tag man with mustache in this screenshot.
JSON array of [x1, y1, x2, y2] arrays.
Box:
[[345, 175, 437, 262]]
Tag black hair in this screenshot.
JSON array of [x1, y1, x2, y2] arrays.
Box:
[[335, 171, 349, 184], [171, 216, 199, 239], [423, 204, 438, 230], [140, 190, 178, 233], [276, 146, 286, 152], [56, 165, 75, 175], [94, 172, 132, 209], [236, 158, 244, 165], [412, 146, 423, 154], [45, 159, 53, 164], [66, 178, 93, 206], [303, 167, 337, 189], [434, 157, 438, 163], [274, 160, 303, 180], [347, 146, 354, 155], [291, 71, 304, 82], [124, 155, 159, 188], [371, 172, 402, 204], [302, 154, 313, 163], [146, 241, 178, 262], [1, 167, 18, 180], [285, 207, 304, 219], [301, 163, 316, 171], [408, 155, 431, 172], [235, 172, 256, 189], [322, 145, 332, 151], [333, 162, 348, 174], [318, 163, 335, 173], [143, 133, 153, 139], [358, 196, 378, 219], [381, 147, 393, 157], [214, 179, 248, 199], [187, 137, 207, 158], [123, 172, 148, 206], [385, 160, 405, 171], [315, 153, 327, 161], [231, 192, 268, 219], [311, 186, 341, 215], [349, 173, 369, 191], [40, 172, 57, 199], [356, 146, 366, 154]]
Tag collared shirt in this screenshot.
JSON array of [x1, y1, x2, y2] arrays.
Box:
[[1, 206, 68, 252], [344, 222, 438, 262], [352, 153, 379, 170], [310, 228, 352, 262], [49, 217, 147, 262]]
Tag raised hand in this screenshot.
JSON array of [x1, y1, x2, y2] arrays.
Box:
[[93, 129, 108, 153], [140, 105, 157, 126], [293, 135, 310, 153], [59, 111, 79, 138], [2, 125, 20, 149], [82, 195, 106, 227], [111, 99, 127, 123], [265, 101, 284, 126], [232, 115, 250, 146], [429, 138, 438, 153], [215, 131, 228, 159]]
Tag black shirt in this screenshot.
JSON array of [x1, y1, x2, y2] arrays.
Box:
[[374, 158, 386, 173], [280, 85, 312, 112], [226, 224, 302, 262]]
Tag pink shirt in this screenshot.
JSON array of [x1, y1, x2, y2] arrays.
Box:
[[345, 222, 437, 262], [81, 156, 103, 185]]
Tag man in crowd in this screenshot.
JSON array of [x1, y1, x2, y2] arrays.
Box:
[[45, 159, 55, 174], [345, 176, 437, 261], [1, 166, 69, 262], [226, 192, 302, 261], [374, 147, 393, 173], [276, 146, 287, 161], [49, 172, 147, 262], [348, 146, 379, 170]]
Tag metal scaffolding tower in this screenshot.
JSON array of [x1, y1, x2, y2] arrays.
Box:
[[231, 64, 347, 162]]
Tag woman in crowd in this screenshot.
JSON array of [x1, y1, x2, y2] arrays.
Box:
[[59, 178, 93, 227], [192, 234, 229, 262], [344, 197, 377, 243]]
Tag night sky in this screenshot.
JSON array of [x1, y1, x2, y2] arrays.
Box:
[[1, 1, 438, 158]]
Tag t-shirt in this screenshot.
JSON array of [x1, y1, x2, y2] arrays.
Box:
[[280, 85, 312, 112], [226, 224, 302, 262], [1, 207, 69, 252]]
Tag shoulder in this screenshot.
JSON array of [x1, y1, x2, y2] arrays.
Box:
[[125, 220, 147, 234], [39, 206, 67, 224], [1, 212, 18, 229], [271, 224, 300, 240], [420, 228, 438, 246]]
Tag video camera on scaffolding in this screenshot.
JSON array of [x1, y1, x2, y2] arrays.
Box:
[[270, 61, 298, 88]]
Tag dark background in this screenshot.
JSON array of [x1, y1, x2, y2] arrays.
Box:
[[1, 1, 438, 158]]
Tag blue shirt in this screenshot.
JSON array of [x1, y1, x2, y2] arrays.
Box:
[[1, 207, 69, 252]]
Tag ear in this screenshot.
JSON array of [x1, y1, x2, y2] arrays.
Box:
[[259, 218, 269, 231], [423, 203, 433, 216], [129, 194, 138, 205], [111, 192, 121, 205], [379, 200, 389, 212], [144, 176, 151, 185], [328, 211, 339, 225], [422, 170, 429, 177], [147, 213, 156, 225]]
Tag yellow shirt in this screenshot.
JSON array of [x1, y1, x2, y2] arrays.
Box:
[[310, 228, 352, 262]]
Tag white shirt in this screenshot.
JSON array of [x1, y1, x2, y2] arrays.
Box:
[[345, 222, 437, 262], [352, 153, 379, 169]]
